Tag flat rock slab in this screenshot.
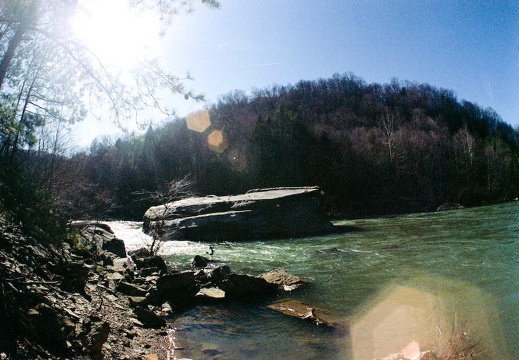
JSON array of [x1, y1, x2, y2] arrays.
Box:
[[145, 187, 323, 218], [267, 299, 346, 330], [143, 187, 335, 241]]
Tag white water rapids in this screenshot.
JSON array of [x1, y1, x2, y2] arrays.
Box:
[[105, 221, 210, 257]]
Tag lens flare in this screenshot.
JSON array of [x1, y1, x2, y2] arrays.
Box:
[[348, 277, 508, 359], [207, 130, 228, 153], [186, 109, 211, 133], [228, 151, 247, 172]]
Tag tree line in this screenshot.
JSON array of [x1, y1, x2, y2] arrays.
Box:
[[41, 73, 519, 220], [2, 2, 517, 227]]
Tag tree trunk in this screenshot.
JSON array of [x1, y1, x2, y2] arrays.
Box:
[[0, 0, 40, 91]]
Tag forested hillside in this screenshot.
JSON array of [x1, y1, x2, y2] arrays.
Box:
[[40, 73, 518, 219]]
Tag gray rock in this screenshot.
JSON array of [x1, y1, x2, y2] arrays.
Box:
[[217, 273, 277, 298], [128, 296, 148, 308], [160, 302, 173, 317], [143, 187, 334, 241], [260, 268, 303, 291], [106, 272, 125, 281], [75, 223, 126, 258], [128, 247, 151, 258], [99, 252, 114, 266], [207, 265, 232, 284], [196, 287, 226, 301], [28, 303, 69, 350], [144, 287, 164, 306], [132, 255, 167, 273], [59, 260, 90, 294]]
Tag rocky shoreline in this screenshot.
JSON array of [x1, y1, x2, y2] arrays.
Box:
[[0, 219, 312, 359], [1, 217, 479, 359]]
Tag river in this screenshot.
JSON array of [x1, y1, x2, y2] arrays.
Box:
[[107, 201, 519, 359]]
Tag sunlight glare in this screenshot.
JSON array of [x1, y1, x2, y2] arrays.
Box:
[[72, 0, 161, 68], [207, 130, 228, 153]]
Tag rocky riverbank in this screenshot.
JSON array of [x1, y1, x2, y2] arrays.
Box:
[[0, 218, 308, 359]]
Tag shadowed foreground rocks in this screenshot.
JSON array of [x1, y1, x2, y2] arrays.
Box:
[[0, 219, 309, 359], [143, 186, 335, 241]]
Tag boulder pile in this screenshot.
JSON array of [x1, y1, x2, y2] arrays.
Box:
[[0, 220, 305, 359]]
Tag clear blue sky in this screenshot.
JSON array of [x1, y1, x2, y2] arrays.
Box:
[[76, 0, 519, 146]]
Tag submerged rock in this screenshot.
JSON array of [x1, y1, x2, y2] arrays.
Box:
[[267, 299, 346, 330], [143, 186, 335, 241]]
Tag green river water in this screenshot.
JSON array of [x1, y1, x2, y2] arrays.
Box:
[[114, 201, 519, 359]]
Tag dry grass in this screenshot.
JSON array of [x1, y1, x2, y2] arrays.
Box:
[[421, 318, 484, 360]]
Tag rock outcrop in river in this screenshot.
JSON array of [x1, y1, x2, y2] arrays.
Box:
[[143, 186, 335, 241]]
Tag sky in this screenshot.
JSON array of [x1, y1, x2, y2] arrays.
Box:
[[73, 0, 519, 147]]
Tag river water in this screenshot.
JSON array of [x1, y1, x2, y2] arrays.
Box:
[[107, 201, 519, 359]]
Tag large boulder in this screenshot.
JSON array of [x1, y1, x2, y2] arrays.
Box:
[[143, 187, 334, 241]]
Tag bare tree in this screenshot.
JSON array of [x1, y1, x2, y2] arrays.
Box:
[[381, 106, 396, 164], [0, 0, 220, 141], [134, 175, 194, 255]]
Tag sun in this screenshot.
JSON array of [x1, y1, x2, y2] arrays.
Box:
[[72, 0, 161, 68]]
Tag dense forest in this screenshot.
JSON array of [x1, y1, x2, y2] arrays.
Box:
[[9, 72, 518, 221]]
